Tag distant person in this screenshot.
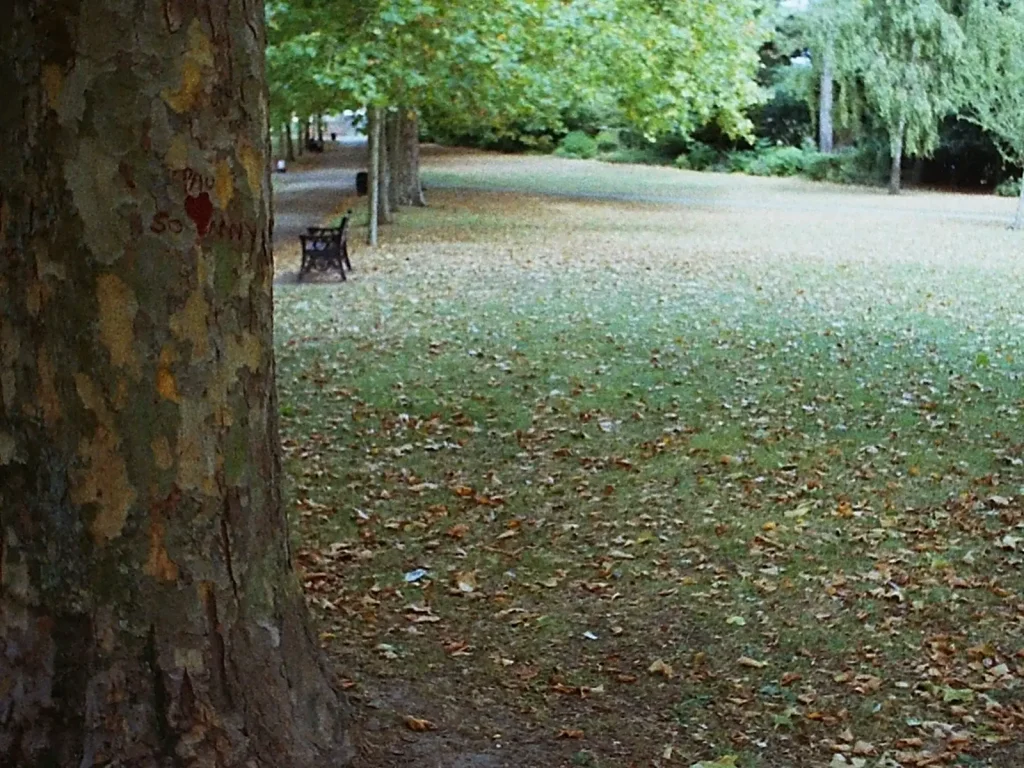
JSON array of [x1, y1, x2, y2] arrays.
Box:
[[331, 132, 337, 142], [275, 159, 287, 173]]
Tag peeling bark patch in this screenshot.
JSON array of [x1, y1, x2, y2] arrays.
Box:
[[161, 20, 214, 113], [36, 348, 62, 427], [41, 63, 63, 108], [170, 289, 210, 360], [72, 424, 136, 543], [177, 400, 216, 495], [238, 143, 262, 198], [65, 137, 130, 265], [157, 368, 179, 403], [213, 159, 234, 210], [164, 134, 189, 170], [157, 346, 180, 403], [152, 436, 174, 471], [228, 332, 261, 372], [96, 274, 140, 376], [144, 515, 179, 582]]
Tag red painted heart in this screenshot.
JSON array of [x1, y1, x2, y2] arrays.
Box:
[[184, 192, 214, 237]]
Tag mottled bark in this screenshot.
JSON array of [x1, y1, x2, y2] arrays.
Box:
[[889, 117, 906, 195], [818, 50, 834, 155], [0, 3, 354, 767], [385, 111, 401, 213], [368, 108, 393, 226], [368, 107, 381, 246], [395, 109, 426, 208]]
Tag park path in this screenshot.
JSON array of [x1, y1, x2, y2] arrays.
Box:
[[271, 139, 365, 281]]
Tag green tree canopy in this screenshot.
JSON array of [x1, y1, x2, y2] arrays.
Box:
[[956, 0, 1024, 227], [267, 0, 773, 142]]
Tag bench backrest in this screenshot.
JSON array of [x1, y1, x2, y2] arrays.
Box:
[[300, 232, 340, 252], [307, 213, 350, 241]]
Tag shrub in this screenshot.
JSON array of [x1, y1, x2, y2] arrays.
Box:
[[604, 146, 665, 165], [726, 150, 759, 174], [555, 130, 598, 159], [685, 142, 721, 171], [803, 144, 888, 186], [760, 145, 809, 176], [595, 129, 621, 152], [803, 151, 844, 182], [996, 177, 1021, 198]]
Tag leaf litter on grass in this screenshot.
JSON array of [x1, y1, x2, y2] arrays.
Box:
[[275, 159, 1024, 767]]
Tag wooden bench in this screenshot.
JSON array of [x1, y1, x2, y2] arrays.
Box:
[[298, 211, 352, 280]]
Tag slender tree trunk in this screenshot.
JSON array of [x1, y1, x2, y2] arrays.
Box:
[[368, 107, 381, 246], [316, 113, 324, 143], [377, 110, 394, 225], [1014, 182, 1024, 231], [889, 118, 906, 195], [0, 4, 353, 766], [386, 110, 402, 212], [296, 117, 305, 156], [285, 119, 296, 161], [818, 48, 834, 155], [396, 109, 426, 207]]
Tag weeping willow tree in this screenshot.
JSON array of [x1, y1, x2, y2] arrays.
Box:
[[858, 0, 964, 194], [956, 0, 1024, 228], [797, 0, 871, 153]]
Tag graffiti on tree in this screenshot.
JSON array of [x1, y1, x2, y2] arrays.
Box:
[[151, 166, 258, 246]]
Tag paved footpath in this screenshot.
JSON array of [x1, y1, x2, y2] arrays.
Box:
[[271, 139, 366, 280]]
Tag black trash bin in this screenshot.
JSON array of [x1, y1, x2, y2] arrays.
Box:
[[355, 171, 368, 196]]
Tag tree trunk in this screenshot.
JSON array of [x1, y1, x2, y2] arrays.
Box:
[[889, 118, 905, 195], [385, 110, 402, 212], [316, 113, 324, 143], [285, 119, 296, 161], [1014, 181, 1024, 231], [818, 49, 834, 155], [376, 110, 394, 225], [368, 107, 381, 246], [0, 4, 354, 767], [396, 109, 426, 207], [296, 117, 305, 156]]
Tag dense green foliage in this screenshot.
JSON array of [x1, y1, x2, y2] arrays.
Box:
[[555, 131, 599, 160], [266, 0, 1024, 200], [954, 0, 1024, 221], [267, 0, 772, 144]]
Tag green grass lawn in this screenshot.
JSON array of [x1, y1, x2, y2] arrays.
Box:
[[274, 161, 1024, 767]]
